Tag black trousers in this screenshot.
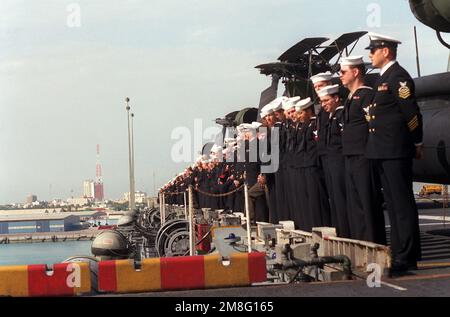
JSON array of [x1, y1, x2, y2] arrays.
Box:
[[233, 187, 245, 213], [319, 155, 337, 228], [325, 154, 351, 238], [266, 175, 278, 224], [288, 167, 308, 230], [345, 155, 386, 244], [304, 166, 331, 231], [372, 158, 421, 265], [274, 166, 290, 221], [248, 183, 270, 222]]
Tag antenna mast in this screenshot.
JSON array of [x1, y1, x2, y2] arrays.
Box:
[[414, 26, 421, 77]]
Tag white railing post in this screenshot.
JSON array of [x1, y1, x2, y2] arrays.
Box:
[[244, 184, 252, 253], [184, 192, 188, 220], [188, 186, 195, 256], [161, 193, 166, 225]]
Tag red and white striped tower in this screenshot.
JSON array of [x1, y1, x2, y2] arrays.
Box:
[[94, 144, 104, 201]]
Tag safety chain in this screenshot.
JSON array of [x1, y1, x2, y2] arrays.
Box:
[[162, 191, 187, 196], [193, 184, 245, 197]]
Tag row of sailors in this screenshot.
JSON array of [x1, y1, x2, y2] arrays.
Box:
[[256, 68, 387, 245], [162, 33, 423, 274], [162, 56, 386, 244]]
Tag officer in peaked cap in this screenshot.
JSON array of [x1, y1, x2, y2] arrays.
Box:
[[339, 55, 386, 244], [365, 32, 402, 50], [366, 32, 423, 275]]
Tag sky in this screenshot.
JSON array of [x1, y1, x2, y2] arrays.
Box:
[[0, 0, 449, 204]]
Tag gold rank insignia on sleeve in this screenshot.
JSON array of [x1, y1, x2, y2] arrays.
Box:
[[408, 115, 419, 131], [399, 81, 411, 99]]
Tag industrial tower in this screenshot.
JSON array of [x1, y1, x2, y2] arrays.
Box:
[[94, 144, 104, 201]]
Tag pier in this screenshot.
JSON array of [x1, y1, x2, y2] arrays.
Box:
[[0, 228, 103, 244]]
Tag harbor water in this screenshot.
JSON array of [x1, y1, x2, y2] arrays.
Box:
[[0, 219, 118, 266], [0, 240, 93, 266]]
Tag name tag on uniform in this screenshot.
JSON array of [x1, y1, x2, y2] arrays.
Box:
[[353, 96, 361, 100], [378, 83, 388, 91]]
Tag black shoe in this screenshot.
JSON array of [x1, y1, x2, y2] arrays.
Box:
[[389, 262, 418, 278]]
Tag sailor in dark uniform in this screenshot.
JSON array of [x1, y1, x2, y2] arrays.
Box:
[[259, 105, 278, 223], [240, 122, 270, 222], [318, 84, 351, 238], [339, 55, 386, 244], [310, 72, 334, 227], [270, 97, 292, 223], [283, 96, 307, 229], [366, 32, 423, 274], [297, 97, 331, 230]]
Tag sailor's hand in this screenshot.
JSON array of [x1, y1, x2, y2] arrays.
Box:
[[415, 144, 424, 160], [257, 174, 266, 186]]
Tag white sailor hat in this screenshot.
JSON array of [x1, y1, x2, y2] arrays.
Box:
[[295, 97, 314, 111], [310, 72, 333, 84], [340, 55, 364, 67], [268, 96, 288, 112], [260, 104, 274, 118], [366, 32, 402, 50], [282, 96, 301, 110], [251, 121, 263, 129], [224, 137, 236, 144], [317, 84, 340, 98], [237, 123, 255, 133], [210, 144, 223, 153]]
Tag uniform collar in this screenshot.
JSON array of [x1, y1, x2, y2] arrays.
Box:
[[348, 85, 373, 99], [329, 105, 344, 118], [380, 60, 397, 76]]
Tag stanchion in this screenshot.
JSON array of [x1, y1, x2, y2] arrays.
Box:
[[244, 184, 252, 253], [443, 185, 448, 227], [188, 186, 195, 256], [158, 192, 161, 220], [184, 192, 188, 220], [161, 193, 166, 225]]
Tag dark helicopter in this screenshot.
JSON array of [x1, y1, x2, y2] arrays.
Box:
[[409, 0, 450, 48], [252, 28, 450, 185]]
